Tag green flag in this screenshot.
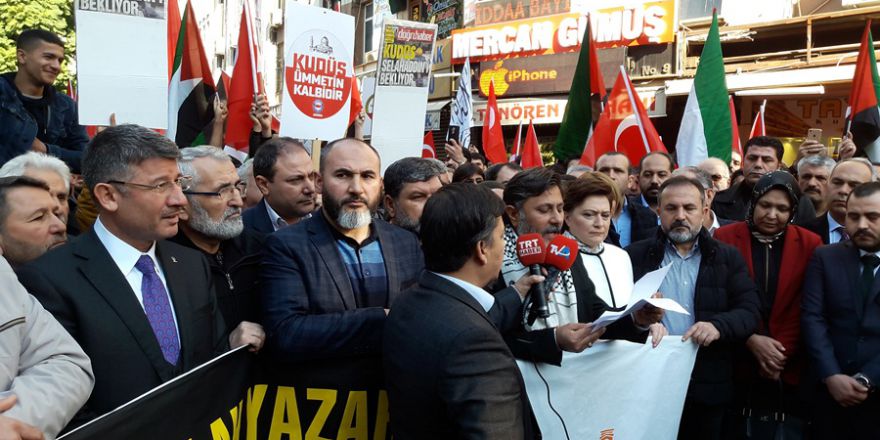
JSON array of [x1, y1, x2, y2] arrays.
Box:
[[555, 22, 596, 162]]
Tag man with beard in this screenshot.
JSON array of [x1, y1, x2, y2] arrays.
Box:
[[713, 136, 816, 222], [16, 125, 260, 428], [494, 168, 663, 365], [383, 157, 446, 233], [595, 152, 658, 247], [801, 158, 876, 245], [672, 166, 734, 236], [803, 181, 880, 438], [243, 137, 316, 235], [635, 152, 674, 211], [261, 138, 424, 362], [173, 146, 265, 343], [0, 175, 66, 266], [797, 155, 835, 217], [626, 176, 760, 440]]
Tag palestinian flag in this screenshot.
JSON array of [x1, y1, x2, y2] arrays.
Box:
[[675, 10, 732, 166], [845, 20, 880, 161], [555, 16, 602, 162], [168, 0, 216, 148]]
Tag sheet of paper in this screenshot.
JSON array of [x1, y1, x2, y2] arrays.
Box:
[[591, 264, 687, 330]]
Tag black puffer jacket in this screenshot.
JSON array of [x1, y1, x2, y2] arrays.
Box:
[[171, 229, 264, 332], [626, 228, 760, 405]]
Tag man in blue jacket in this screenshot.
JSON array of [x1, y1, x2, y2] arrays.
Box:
[[0, 29, 87, 173]]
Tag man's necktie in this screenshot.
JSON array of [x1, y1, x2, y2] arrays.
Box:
[[835, 226, 850, 241], [860, 254, 880, 300], [135, 255, 180, 365]]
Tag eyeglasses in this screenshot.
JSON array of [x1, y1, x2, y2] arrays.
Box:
[[107, 176, 193, 193], [183, 182, 246, 200]]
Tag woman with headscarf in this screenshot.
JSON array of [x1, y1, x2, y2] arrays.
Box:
[[714, 171, 822, 437]]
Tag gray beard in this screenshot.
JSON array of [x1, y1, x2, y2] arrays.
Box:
[[337, 209, 372, 229], [187, 201, 244, 241], [668, 228, 698, 244]]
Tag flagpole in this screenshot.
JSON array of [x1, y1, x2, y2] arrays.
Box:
[[620, 66, 651, 155], [244, 0, 260, 99]]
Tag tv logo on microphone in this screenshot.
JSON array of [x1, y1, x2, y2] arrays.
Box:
[[549, 244, 571, 259], [517, 239, 542, 256]]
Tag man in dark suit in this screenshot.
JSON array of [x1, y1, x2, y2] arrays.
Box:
[[800, 158, 875, 244], [802, 181, 880, 438], [16, 125, 261, 427], [384, 183, 543, 439], [261, 138, 423, 362], [242, 137, 316, 235], [594, 152, 658, 247], [627, 176, 760, 440]]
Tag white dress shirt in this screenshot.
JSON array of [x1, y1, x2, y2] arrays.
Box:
[[265, 201, 287, 231], [827, 213, 846, 244], [434, 272, 495, 312], [93, 217, 180, 339]]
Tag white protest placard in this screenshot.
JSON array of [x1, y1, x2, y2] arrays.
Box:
[[361, 75, 376, 138], [370, 20, 437, 172], [519, 339, 699, 439], [75, 0, 167, 128], [280, 2, 354, 141]]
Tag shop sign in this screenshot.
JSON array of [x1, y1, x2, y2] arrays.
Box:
[[476, 52, 577, 97], [472, 99, 568, 126], [452, 0, 676, 63], [474, 0, 572, 26], [427, 0, 463, 39]]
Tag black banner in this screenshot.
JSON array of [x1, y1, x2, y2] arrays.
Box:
[[60, 348, 389, 439]]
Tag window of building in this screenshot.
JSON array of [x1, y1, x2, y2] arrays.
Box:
[[680, 0, 723, 21], [364, 1, 374, 54]]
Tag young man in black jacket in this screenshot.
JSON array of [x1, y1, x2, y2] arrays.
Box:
[[626, 176, 760, 440], [0, 30, 88, 172]]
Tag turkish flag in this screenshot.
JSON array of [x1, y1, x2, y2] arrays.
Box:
[[520, 120, 543, 169], [749, 99, 766, 140], [422, 132, 436, 158], [730, 96, 743, 156], [482, 81, 507, 164], [349, 78, 363, 127], [225, 2, 263, 150], [580, 67, 666, 167]]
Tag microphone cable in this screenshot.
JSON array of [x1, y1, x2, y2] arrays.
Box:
[[532, 361, 571, 440]]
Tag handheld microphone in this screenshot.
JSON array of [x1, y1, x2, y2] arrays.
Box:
[[515, 233, 549, 325], [541, 235, 579, 293], [544, 235, 578, 271]]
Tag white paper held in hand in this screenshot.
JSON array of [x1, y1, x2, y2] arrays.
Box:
[[591, 264, 687, 330]]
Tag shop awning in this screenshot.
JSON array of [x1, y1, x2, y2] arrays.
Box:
[[664, 63, 864, 96]]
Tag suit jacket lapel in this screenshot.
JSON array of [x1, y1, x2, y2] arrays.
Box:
[[309, 214, 356, 309], [844, 243, 866, 319], [75, 231, 173, 380], [375, 222, 401, 306], [155, 241, 193, 369], [420, 272, 496, 328]]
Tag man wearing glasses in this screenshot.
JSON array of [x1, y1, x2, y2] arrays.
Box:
[[173, 146, 265, 343], [16, 125, 260, 429]]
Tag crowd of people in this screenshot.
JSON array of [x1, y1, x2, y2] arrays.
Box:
[[1, 29, 880, 440]]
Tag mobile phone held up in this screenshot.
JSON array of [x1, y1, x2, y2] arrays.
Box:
[[807, 128, 823, 142], [446, 125, 460, 143]]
